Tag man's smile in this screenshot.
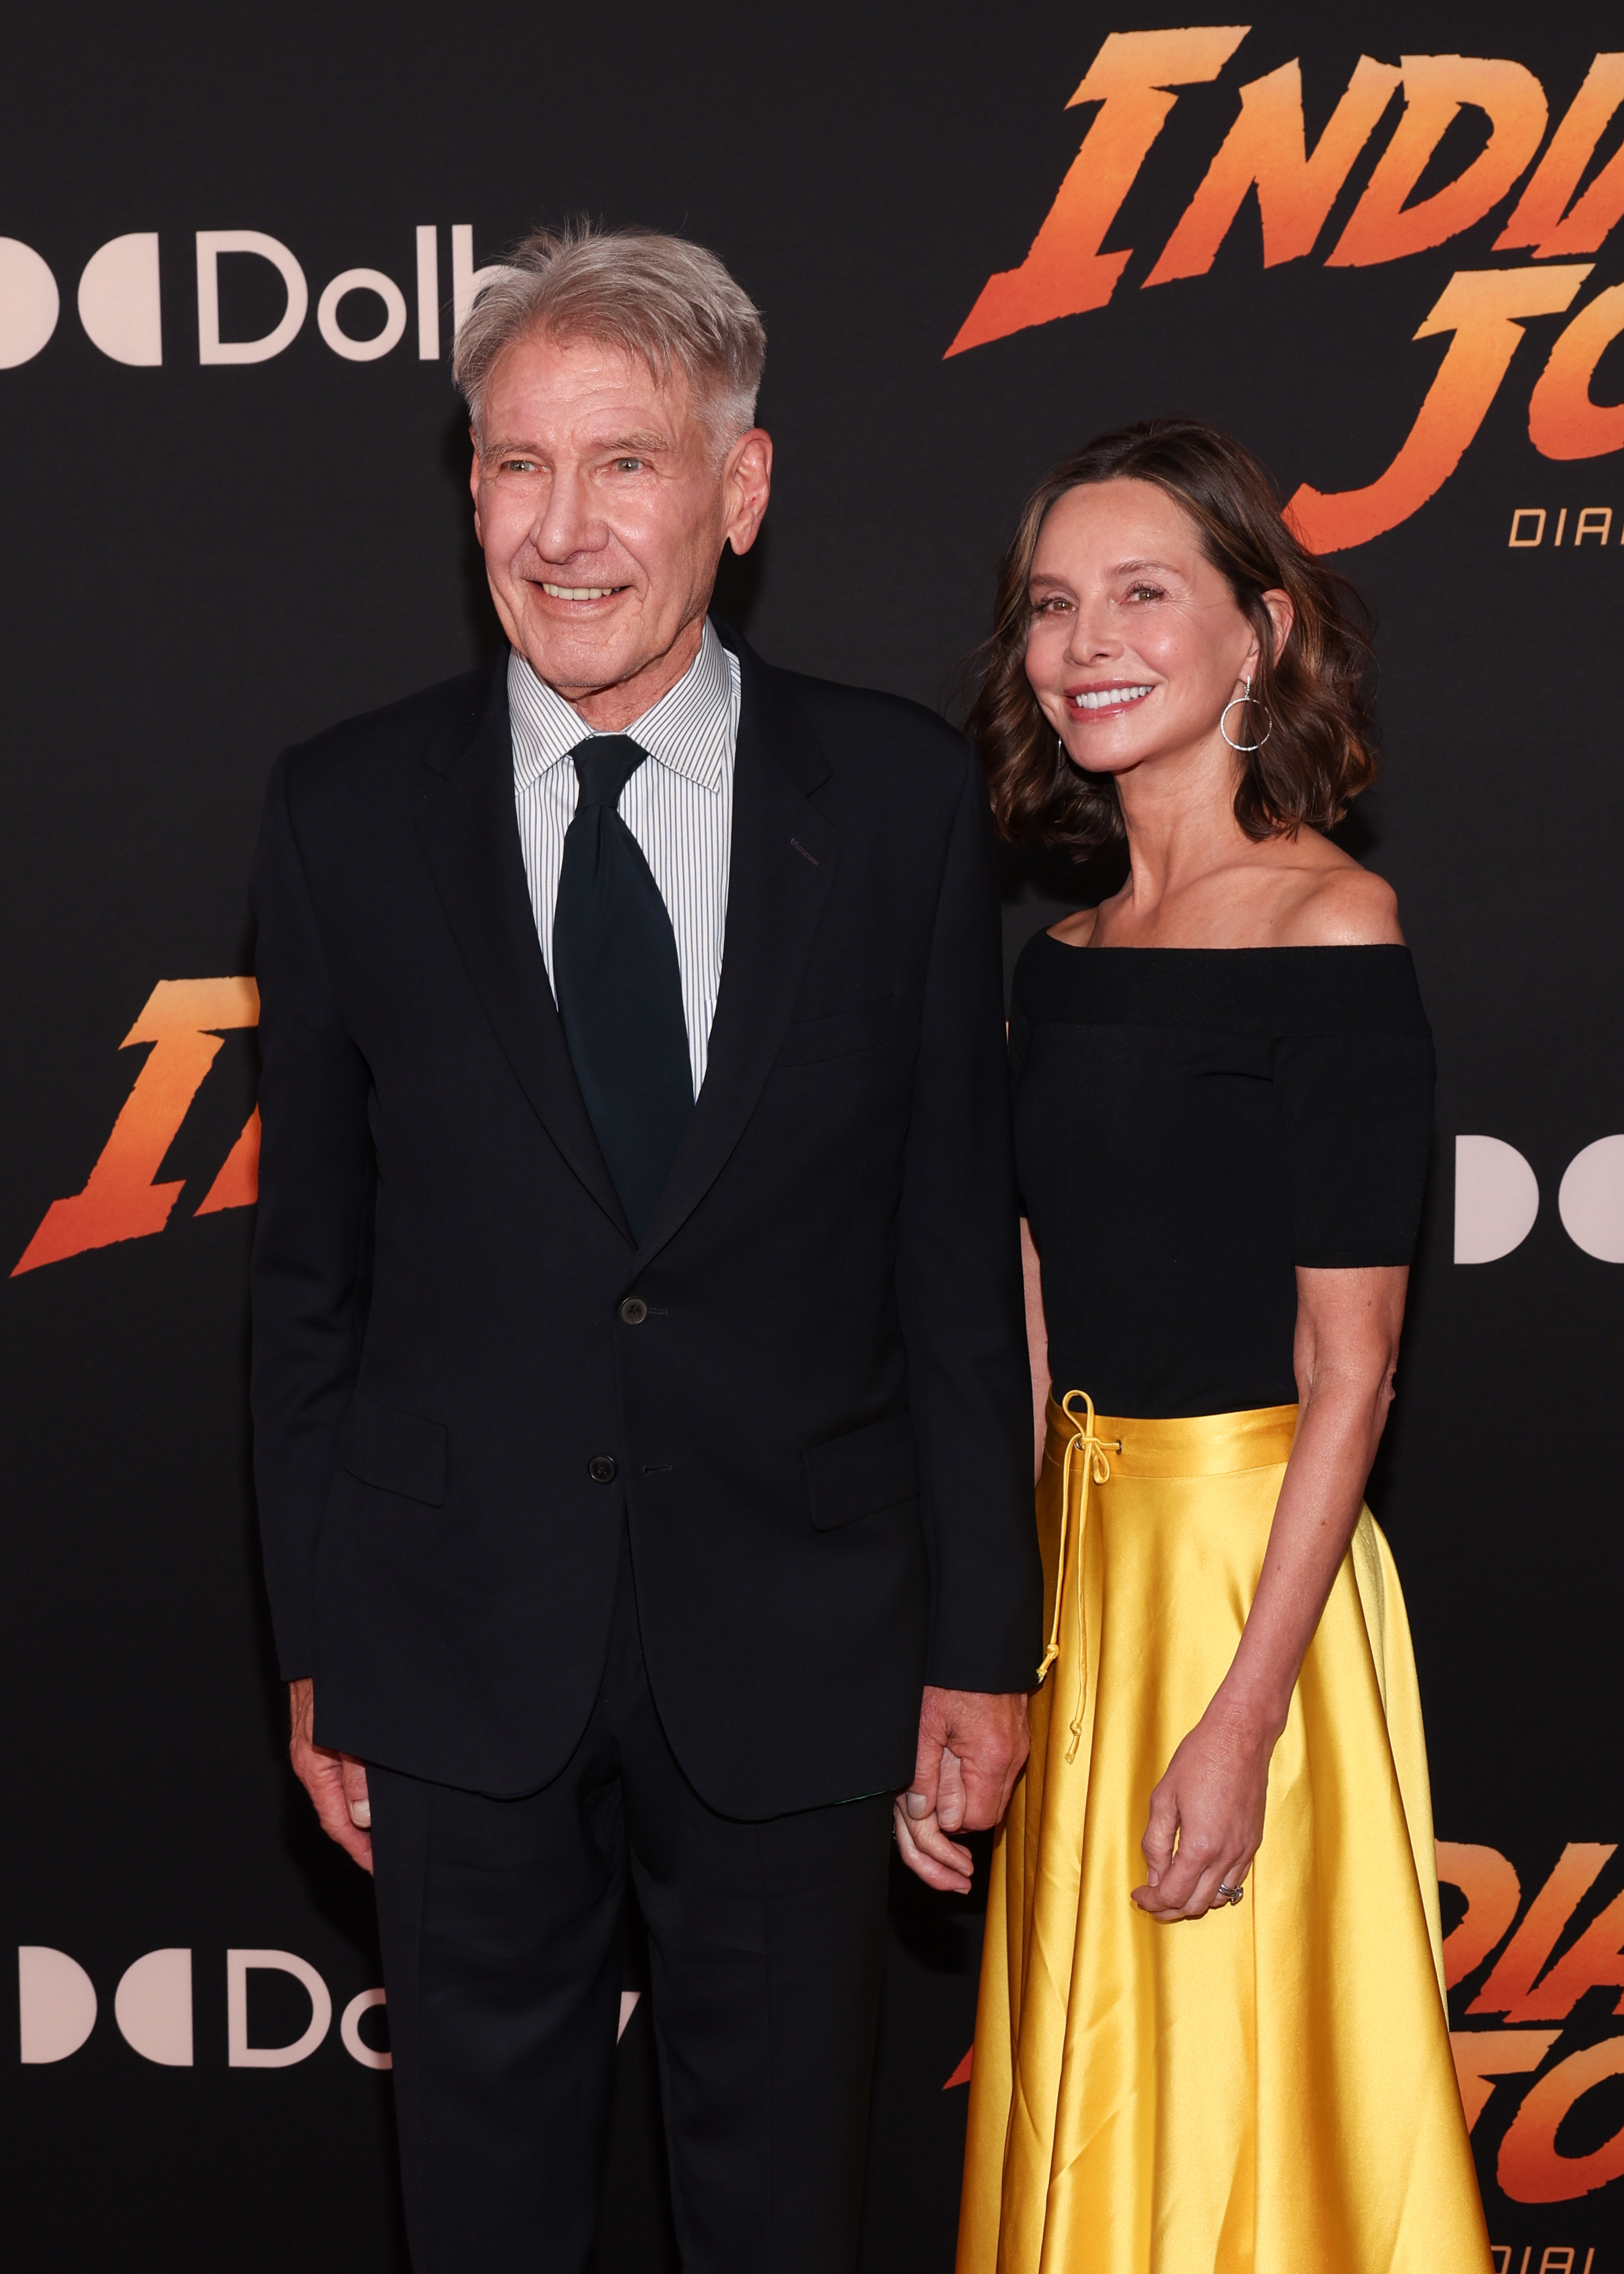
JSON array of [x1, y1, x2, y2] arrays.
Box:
[[537, 580, 631, 601]]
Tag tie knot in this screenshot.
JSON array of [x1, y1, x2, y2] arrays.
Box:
[[571, 734, 649, 811]]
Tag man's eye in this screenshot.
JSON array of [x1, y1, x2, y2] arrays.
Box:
[[502, 458, 538, 474], [614, 457, 645, 474]]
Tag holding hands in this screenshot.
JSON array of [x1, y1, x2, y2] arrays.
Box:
[[893, 1685, 1030, 1894]]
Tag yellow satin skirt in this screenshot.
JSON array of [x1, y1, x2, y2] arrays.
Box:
[[957, 1397, 1491, 2274]]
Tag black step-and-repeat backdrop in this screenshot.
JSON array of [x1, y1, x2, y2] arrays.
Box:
[[5, 5, 1623, 2267]]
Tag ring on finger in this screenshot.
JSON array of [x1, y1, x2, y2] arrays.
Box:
[[1215, 1879, 1245, 1905]]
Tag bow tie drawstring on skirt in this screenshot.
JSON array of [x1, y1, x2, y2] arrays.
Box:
[[1034, 1390, 1119, 1763]]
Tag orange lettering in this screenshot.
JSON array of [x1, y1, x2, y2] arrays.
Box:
[[1327, 56, 1549, 268], [1287, 266, 1590, 552], [1506, 1885, 1624, 2022], [1498, 54, 1624, 255], [946, 27, 1250, 356], [13, 978, 260, 1274], [1529, 280, 1624, 458], [1144, 56, 1401, 285], [195, 1105, 261, 1217], [1438, 1841, 1523, 1988], [1499, 2038, 1624, 2203], [1451, 2030, 1561, 2130], [1471, 1844, 1618, 2016]]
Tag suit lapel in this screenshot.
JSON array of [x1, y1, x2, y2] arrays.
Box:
[[416, 655, 634, 1242], [635, 628, 840, 1266]]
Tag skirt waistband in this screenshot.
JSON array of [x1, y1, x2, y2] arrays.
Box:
[[1044, 1393, 1299, 1479]]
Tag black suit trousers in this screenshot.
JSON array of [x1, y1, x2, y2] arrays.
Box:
[[369, 1535, 893, 2274]]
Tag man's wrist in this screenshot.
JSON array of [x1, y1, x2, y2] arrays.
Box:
[[924, 1659, 1038, 1695]]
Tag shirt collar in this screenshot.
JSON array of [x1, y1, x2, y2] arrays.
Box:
[[508, 618, 736, 794]]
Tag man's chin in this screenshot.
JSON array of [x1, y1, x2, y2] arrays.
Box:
[[515, 602, 643, 696]]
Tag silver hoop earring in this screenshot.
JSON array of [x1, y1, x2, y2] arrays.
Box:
[[1220, 674, 1272, 753]]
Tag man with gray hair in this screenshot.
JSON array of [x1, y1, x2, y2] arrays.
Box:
[[250, 222, 1040, 2271]]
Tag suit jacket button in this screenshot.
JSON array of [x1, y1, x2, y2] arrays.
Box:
[[618, 1297, 648, 1326], [589, 1454, 618, 1485]]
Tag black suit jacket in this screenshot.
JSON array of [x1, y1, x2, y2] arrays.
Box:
[[250, 623, 1041, 1812]]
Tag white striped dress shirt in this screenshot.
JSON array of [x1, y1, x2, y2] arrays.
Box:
[[509, 621, 740, 1097]]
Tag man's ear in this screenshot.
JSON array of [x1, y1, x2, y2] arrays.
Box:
[[723, 429, 773, 559]]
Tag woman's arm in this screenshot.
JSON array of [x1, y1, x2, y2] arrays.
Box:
[[1132, 1261, 1408, 1921], [1021, 1217, 1050, 1484]]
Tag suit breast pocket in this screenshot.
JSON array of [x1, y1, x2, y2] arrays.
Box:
[[776, 992, 903, 1068], [339, 1392, 448, 1507], [803, 1411, 920, 1531]]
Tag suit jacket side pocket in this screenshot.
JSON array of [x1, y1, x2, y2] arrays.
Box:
[[803, 1411, 919, 1531], [339, 1392, 448, 1507]]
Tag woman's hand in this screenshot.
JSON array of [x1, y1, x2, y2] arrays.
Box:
[[893, 1782, 974, 1894], [1131, 1263, 1410, 1923], [1131, 1703, 1275, 1921]]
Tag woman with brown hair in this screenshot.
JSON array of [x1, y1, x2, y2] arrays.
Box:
[[896, 419, 1491, 2272]]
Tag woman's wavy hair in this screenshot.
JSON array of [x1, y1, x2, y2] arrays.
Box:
[[968, 418, 1377, 854]]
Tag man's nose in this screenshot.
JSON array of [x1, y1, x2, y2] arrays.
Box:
[[533, 466, 603, 561]]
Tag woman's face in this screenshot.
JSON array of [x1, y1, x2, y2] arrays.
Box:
[[1023, 477, 1286, 786]]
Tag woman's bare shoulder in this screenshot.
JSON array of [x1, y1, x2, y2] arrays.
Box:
[[1273, 858, 1403, 947], [1047, 904, 1101, 947]]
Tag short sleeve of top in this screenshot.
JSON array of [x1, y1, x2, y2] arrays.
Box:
[[1271, 956, 1435, 1267]]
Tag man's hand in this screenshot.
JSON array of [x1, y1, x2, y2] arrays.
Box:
[[288, 1678, 373, 1874], [892, 1685, 1030, 1895]]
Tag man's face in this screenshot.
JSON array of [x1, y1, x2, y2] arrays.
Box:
[[471, 330, 771, 725]]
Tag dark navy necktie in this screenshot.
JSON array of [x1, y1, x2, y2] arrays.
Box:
[[551, 735, 694, 1241]]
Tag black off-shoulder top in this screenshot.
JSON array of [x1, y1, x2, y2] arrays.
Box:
[[1010, 938, 1435, 1420]]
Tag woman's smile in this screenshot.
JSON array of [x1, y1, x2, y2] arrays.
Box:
[[1066, 680, 1156, 718]]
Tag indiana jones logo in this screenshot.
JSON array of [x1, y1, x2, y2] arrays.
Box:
[[11, 979, 259, 1276], [950, 31, 1624, 548]]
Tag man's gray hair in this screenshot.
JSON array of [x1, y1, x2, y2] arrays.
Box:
[[453, 221, 766, 447]]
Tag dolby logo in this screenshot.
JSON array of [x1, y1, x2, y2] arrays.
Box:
[[17, 1945, 391, 2069], [1455, 1134, 1624, 1265], [0, 225, 508, 369], [17, 1945, 644, 2071]]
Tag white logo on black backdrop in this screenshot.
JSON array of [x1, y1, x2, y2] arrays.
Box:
[[17, 1946, 643, 2071], [1455, 1135, 1624, 1262], [17, 1945, 391, 2068], [0, 227, 505, 369]]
